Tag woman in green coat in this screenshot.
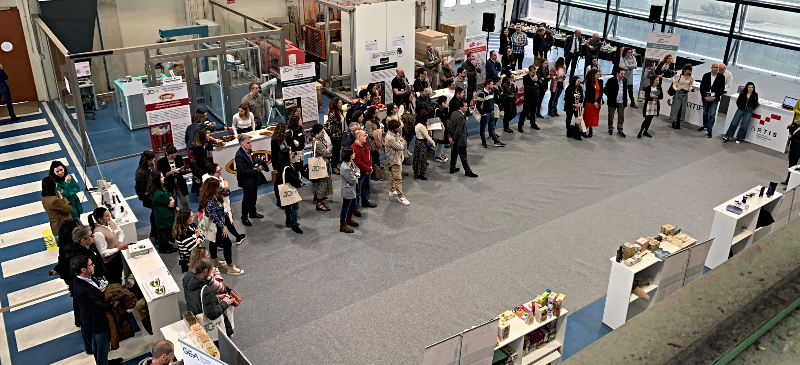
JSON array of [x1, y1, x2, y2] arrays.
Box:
[[146, 171, 177, 253], [49, 161, 83, 218]]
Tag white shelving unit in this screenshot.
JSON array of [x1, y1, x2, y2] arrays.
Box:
[[493, 309, 569, 365], [705, 186, 783, 269], [602, 241, 681, 330]]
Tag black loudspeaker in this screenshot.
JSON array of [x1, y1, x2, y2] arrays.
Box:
[[649, 5, 663, 22], [482, 13, 496, 32]]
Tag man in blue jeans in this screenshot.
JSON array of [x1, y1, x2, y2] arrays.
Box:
[[352, 130, 376, 216], [699, 63, 726, 138], [476, 78, 505, 148]]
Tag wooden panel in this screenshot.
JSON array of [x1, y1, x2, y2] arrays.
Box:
[[0, 7, 37, 102]]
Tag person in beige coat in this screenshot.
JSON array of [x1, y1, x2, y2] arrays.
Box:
[[41, 176, 73, 235], [384, 120, 411, 206]]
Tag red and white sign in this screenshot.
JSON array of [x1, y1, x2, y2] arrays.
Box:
[[464, 35, 488, 86], [144, 83, 192, 152], [723, 96, 792, 152]]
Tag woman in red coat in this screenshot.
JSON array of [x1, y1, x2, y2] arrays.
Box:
[[583, 69, 604, 138]]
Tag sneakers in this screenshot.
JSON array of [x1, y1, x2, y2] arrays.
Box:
[[482, 142, 488, 148], [698, 126, 706, 131], [436, 156, 449, 163], [493, 141, 505, 147], [722, 136, 729, 142], [227, 265, 244, 275], [213, 259, 227, 268], [735, 138, 741, 144], [236, 235, 246, 245], [389, 190, 398, 197], [398, 197, 411, 206]]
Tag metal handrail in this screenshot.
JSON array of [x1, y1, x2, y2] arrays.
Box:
[[208, 0, 281, 29], [33, 16, 69, 55]]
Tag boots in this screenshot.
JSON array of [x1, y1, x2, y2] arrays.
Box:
[[630, 98, 638, 108], [346, 215, 360, 227], [316, 202, 330, 211], [340, 222, 354, 233]]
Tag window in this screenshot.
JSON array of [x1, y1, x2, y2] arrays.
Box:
[[526, 0, 558, 25], [444, 0, 456, 8], [743, 6, 800, 42], [459, 0, 471, 5], [736, 40, 800, 78], [476, 0, 486, 3], [615, 17, 654, 45], [672, 27, 727, 61], [618, 0, 652, 13], [566, 6, 606, 35], [676, 0, 734, 29]]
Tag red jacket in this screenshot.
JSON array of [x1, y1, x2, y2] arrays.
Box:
[[352, 141, 373, 173]]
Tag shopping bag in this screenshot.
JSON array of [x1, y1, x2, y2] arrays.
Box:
[[278, 167, 302, 206], [373, 164, 386, 180], [575, 106, 587, 133], [493, 104, 500, 119], [308, 141, 329, 180], [197, 286, 225, 341], [197, 214, 217, 241]]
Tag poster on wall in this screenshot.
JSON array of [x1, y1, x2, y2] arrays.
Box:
[[370, 50, 398, 106], [638, 32, 680, 103], [464, 35, 488, 87], [280, 62, 319, 146], [392, 35, 406, 58], [143, 83, 192, 153]]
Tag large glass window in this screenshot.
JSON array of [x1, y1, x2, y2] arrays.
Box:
[[743, 6, 800, 42], [736, 40, 800, 78], [618, 0, 652, 13], [676, 0, 734, 29], [527, 0, 558, 25], [444, 0, 456, 8], [672, 27, 727, 61], [566, 6, 606, 35], [615, 17, 654, 45]]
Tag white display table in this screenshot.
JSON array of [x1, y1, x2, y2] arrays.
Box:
[[659, 78, 712, 127], [213, 132, 273, 191], [494, 309, 569, 365], [88, 184, 138, 242], [705, 186, 782, 269], [161, 320, 204, 361], [122, 239, 181, 345], [722, 95, 791, 152]]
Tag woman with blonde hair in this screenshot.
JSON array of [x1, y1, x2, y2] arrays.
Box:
[[233, 103, 255, 134]]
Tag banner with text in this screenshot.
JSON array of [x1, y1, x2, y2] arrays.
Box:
[[281, 63, 319, 146], [144, 83, 192, 153], [464, 35, 488, 86], [638, 32, 680, 103], [370, 50, 398, 105]]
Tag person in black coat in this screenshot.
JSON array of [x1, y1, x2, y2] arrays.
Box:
[[499, 27, 511, 56], [603, 68, 630, 137], [724, 82, 760, 143], [532, 28, 546, 64], [50, 219, 86, 327], [639, 74, 664, 138], [235, 134, 266, 226], [134, 150, 156, 237], [287, 114, 306, 173], [518, 65, 541, 132], [156, 145, 190, 209], [535, 60, 550, 118], [564, 30, 583, 79], [189, 128, 215, 193], [699, 63, 727, 137], [501, 47, 515, 73], [273, 157, 304, 234], [564, 76, 584, 138]]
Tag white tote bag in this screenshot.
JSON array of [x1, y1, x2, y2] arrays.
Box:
[[575, 106, 588, 133], [278, 167, 302, 206], [308, 141, 329, 180], [197, 214, 217, 241], [197, 285, 225, 341]]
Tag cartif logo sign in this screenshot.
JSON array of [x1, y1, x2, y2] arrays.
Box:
[[752, 113, 780, 125], [749, 113, 780, 138], [666, 99, 702, 111]]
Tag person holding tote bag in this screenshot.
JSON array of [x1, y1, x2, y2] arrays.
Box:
[[275, 162, 304, 234], [310, 124, 333, 211], [200, 178, 243, 275], [339, 147, 361, 233], [564, 76, 584, 139], [50, 161, 83, 218], [639, 75, 664, 138], [183, 257, 234, 340]]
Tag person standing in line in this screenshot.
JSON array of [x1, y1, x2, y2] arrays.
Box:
[[338, 147, 360, 232], [499, 27, 511, 56], [64, 224, 109, 347], [532, 27, 546, 68], [439, 59, 456, 89], [433, 96, 451, 162], [413, 109, 436, 180], [464, 52, 481, 105], [584, 56, 601, 79], [784, 121, 800, 188], [173, 208, 203, 273], [202, 163, 245, 244], [448, 87, 466, 118], [486, 51, 502, 80], [343, 120, 361, 151], [543, 24, 555, 59], [518, 65, 541, 132], [42, 176, 73, 236], [146, 171, 178, 253], [287, 115, 305, 173], [232, 104, 255, 134], [424, 43, 442, 90], [135, 151, 156, 237], [564, 76, 584, 138], [311, 124, 333, 211], [71, 254, 123, 365], [548, 58, 567, 117], [0, 61, 19, 121], [190, 128, 215, 188], [603, 67, 629, 137], [274, 155, 304, 234], [364, 106, 383, 170], [500, 73, 518, 133], [619, 47, 639, 109], [235, 134, 265, 227], [49, 219, 85, 327], [50, 161, 83, 219], [585, 33, 601, 61], [414, 68, 430, 94], [510, 24, 528, 71], [476, 79, 504, 148], [669, 64, 694, 129], [346, 89, 370, 124], [501, 47, 516, 73], [391, 67, 411, 106], [352, 130, 376, 212], [385, 121, 411, 206], [449, 100, 478, 177], [564, 29, 582, 79], [724, 82, 759, 143], [87, 207, 127, 285], [583, 69, 603, 138], [241, 83, 264, 129], [699, 63, 726, 138], [416, 87, 436, 113], [639, 74, 664, 138], [719, 63, 733, 93], [326, 98, 345, 174], [182, 258, 234, 336], [156, 145, 190, 209], [535, 59, 550, 119], [200, 179, 245, 272]]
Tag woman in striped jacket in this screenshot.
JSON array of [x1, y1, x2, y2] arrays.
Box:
[[173, 208, 203, 272]]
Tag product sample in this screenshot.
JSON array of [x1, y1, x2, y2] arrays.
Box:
[[660, 224, 676, 236], [553, 294, 565, 317]]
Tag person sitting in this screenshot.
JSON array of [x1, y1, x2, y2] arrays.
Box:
[[182, 257, 234, 337], [137, 339, 176, 365], [87, 207, 127, 285], [416, 88, 435, 114]]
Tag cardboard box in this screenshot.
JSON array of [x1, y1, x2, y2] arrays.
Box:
[[439, 22, 466, 49], [661, 224, 676, 236], [415, 30, 448, 61], [316, 21, 341, 31]]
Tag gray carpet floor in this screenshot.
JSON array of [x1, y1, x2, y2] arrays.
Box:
[[148, 109, 791, 365]]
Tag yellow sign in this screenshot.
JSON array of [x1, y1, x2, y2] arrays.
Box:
[[43, 229, 58, 252]]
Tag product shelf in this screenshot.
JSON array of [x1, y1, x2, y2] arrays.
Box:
[[629, 284, 658, 303], [495, 309, 568, 350], [521, 340, 561, 365]]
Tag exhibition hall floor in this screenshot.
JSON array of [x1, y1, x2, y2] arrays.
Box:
[[209, 109, 790, 364]]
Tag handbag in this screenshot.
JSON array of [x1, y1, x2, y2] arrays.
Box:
[[575, 106, 587, 133], [493, 103, 500, 119], [197, 285, 225, 341], [668, 75, 678, 96], [308, 141, 329, 180], [373, 164, 386, 180], [278, 167, 302, 207], [197, 213, 217, 241]]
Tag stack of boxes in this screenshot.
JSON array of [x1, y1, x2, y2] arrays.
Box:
[[415, 29, 449, 62], [438, 22, 466, 50]]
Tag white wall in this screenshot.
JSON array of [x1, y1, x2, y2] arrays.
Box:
[[116, 0, 189, 76], [224, 0, 289, 21]]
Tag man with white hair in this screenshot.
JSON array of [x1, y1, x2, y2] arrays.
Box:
[[423, 42, 441, 90], [719, 63, 733, 92], [699, 63, 726, 138], [586, 33, 601, 61]]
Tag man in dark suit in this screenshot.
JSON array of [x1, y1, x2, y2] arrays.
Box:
[[235, 134, 266, 226], [71, 246, 123, 365], [603, 67, 630, 137], [156, 145, 189, 208], [0, 61, 19, 121], [699, 63, 726, 138], [564, 29, 582, 79], [518, 65, 541, 132], [532, 27, 546, 68], [449, 99, 478, 178], [448, 88, 466, 115]]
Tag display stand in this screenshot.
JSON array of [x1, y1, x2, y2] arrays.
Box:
[[659, 79, 709, 127], [705, 186, 782, 269], [722, 95, 791, 153], [88, 184, 138, 242], [213, 132, 273, 191], [494, 310, 569, 365], [123, 239, 181, 345]]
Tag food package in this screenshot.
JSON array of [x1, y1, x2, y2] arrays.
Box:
[[497, 319, 511, 342], [674, 226, 682, 235], [683, 235, 696, 246], [661, 224, 676, 236], [545, 322, 557, 341], [621, 243, 636, 260], [553, 294, 565, 317], [534, 303, 548, 323], [498, 310, 515, 323], [547, 293, 557, 316], [515, 305, 534, 325], [624, 258, 636, 267], [646, 237, 660, 251], [674, 233, 689, 241], [635, 237, 649, 251], [537, 290, 551, 307]]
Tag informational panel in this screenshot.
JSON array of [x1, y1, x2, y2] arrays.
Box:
[[143, 83, 192, 152], [179, 339, 226, 365], [653, 249, 690, 303], [459, 318, 499, 365], [422, 334, 462, 365], [218, 326, 253, 365], [464, 35, 488, 86], [370, 50, 399, 105], [638, 32, 680, 103], [683, 239, 714, 286], [722, 97, 792, 153], [280, 62, 319, 124]]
